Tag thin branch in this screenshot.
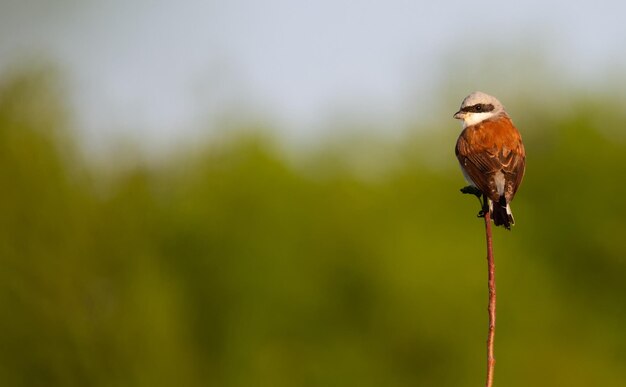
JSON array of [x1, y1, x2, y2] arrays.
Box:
[[483, 195, 496, 387], [460, 187, 497, 387]]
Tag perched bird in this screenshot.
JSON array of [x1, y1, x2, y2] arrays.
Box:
[[454, 92, 526, 230]]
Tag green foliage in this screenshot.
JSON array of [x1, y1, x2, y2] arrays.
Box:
[[1, 69, 626, 386]]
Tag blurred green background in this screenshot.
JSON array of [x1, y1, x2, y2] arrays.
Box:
[[2, 65, 626, 387], [2, 2, 626, 387]]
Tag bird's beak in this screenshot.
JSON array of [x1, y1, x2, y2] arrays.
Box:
[[453, 110, 465, 120]]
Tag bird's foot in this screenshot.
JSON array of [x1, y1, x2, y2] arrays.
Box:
[[461, 186, 489, 217], [460, 185, 482, 199]]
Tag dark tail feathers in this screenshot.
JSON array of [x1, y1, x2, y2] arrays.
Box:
[[492, 196, 514, 230]]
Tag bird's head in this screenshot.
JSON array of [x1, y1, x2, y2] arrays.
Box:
[[453, 91, 505, 128]]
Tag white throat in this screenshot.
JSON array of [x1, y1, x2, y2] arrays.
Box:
[[462, 112, 495, 128]]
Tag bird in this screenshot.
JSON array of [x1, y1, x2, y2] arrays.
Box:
[[454, 91, 526, 230]]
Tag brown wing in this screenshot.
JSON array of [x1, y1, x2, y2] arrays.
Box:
[[455, 115, 525, 203]]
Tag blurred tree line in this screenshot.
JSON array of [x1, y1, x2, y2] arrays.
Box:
[[1, 68, 625, 387]]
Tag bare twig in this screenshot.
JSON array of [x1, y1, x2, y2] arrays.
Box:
[[461, 187, 497, 387], [483, 195, 496, 387]]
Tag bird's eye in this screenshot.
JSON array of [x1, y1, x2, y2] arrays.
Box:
[[475, 105, 482, 111]]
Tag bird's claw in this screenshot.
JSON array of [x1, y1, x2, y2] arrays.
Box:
[[460, 185, 482, 198]]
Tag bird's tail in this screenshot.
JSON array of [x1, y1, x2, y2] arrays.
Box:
[[491, 196, 514, 230]]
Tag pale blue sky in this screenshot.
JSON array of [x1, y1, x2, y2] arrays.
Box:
[[1, 0, 625, 151]]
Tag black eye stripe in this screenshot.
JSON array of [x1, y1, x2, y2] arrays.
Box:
[[461, 103, 495, 113]]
